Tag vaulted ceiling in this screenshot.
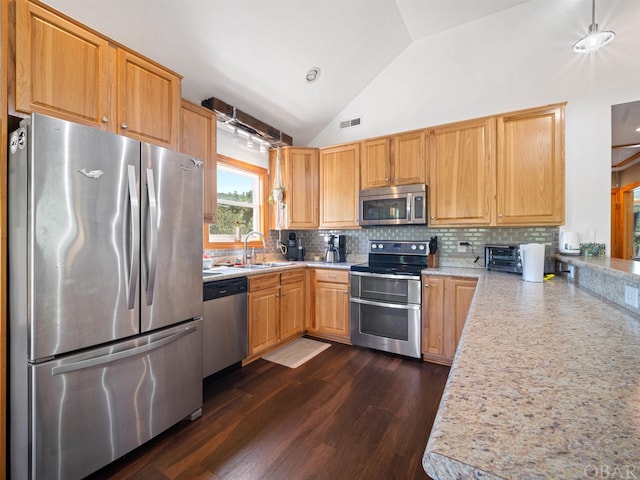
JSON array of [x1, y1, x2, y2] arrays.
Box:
[[43, 0, 534, 145]]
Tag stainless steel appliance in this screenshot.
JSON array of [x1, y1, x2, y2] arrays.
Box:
[[350, 240, 428, 358], [202, 277, 248, 378], [324, 234, 346, 263], [359, 183, 427, 226], [8, 113, 204, 480], [484, 244, 523, 273], [484, 244, 555, 274]]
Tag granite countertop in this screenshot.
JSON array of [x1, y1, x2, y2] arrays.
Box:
[[422, 268, 640, 479]]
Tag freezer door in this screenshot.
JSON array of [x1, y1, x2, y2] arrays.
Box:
[[12, 114, 142, 361], [141, 143, 203, 331], [29, 320, 203, 480]]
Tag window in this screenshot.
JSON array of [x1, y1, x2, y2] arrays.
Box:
[[205, 155, 268, 249]]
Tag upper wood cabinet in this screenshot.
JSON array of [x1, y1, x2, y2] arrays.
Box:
[[179, 100, 217, 223], [269, 147, 319, 230], [14, 0, 115, 128], [428, 118, 495, 226], [14, 0, 182, 148], [360, 131, 426, 189], [117, 49, 181, 148], [320, 143, 360, 228], [496, 104, 565, 225]]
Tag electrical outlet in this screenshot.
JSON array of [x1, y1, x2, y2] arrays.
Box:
[[457, 241, 467, 253], [567, 265, 575, 280], [625, 286, 639, 308]]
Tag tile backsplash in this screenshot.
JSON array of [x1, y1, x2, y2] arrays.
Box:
[[208, 226, 559, 268]]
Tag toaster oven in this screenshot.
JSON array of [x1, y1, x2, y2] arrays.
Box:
[[484, 244, 522, 273], [484, 244, 555, 274]]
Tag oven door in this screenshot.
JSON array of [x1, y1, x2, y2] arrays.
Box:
[[350, 297, 421, 358]]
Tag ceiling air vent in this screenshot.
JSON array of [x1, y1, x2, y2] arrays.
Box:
[[339, 116, 362, 129]]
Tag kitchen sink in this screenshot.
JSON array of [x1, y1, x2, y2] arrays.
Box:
[[233, 262, 293, 270], [233, 264, 272, 270]]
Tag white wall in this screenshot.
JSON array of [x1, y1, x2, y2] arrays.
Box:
[[310, 0, 640, 251]]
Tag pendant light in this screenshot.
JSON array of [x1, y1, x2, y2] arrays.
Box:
[[573, 0, 615, 53]]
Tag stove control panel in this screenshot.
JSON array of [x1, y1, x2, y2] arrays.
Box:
[[368, 240, 429, 256]]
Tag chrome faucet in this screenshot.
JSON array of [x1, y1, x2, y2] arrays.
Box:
[[243, 230, 267, 264]]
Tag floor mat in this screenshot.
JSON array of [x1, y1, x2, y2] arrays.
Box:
[[262, 338, 331, 368]]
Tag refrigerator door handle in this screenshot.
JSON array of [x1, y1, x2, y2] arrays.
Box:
[[127, 165, 140, 310], [146, 168, 158, 305], [51, 325, 197, 376]]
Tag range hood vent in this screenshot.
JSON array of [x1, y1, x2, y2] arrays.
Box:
[[201, 97, 293, 147]]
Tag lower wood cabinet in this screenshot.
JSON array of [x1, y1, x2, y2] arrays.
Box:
[[247, 270, 305, 358], [308, 269, 350, 343], [279, 270, 306, 341], [422, 275, 477, 366]]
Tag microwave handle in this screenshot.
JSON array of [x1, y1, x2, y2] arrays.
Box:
[[407, 193, 413, 222]]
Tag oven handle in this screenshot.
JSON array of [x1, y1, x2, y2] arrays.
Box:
[[349, 297, 421, 310], [349, 271, 421, 281]]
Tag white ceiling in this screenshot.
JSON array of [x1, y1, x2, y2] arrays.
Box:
[[42, 0, 533, 146]]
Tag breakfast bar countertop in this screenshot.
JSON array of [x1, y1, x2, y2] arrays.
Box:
[[422, 269, 640, 480]]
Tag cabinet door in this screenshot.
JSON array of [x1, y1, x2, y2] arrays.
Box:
[[315, 282, 349, 339], [428, 119, 494, 226], [360, 138, 391, 189], [496, 104, 565, 225], [180, 100, 217, 223], [320, 144, 360, 228], [280, 280, 305, 341], [248, 287, 279, 356], [117, 49, 181, 148], [422, 275, 446, 362], [444, 277, 477, 357], [286, 148, 319, 228], [15, 0, 115, 129], [392, 131, 426, 186]]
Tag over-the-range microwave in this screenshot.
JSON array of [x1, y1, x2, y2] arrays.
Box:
[[359, 183, 427, 226]]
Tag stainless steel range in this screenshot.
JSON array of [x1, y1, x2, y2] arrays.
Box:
[[350, 240, 428, 358]]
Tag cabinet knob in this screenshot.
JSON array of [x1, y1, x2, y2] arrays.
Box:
[[430, 215, 435, 220], [121, 123, 128, 130], [394, 177, 398, 181], [281, 292, 287, 297], [343, 290, 348, 294], [498, 213, 503, 218], [424, 284, 429, 288], [101, 116, 109, 123], [385, 178, 389, 182]]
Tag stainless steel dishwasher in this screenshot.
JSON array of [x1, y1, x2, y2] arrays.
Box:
[[202, 277, 248, 378]]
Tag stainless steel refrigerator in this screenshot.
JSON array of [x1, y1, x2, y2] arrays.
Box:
[[8, 113, 204, 480]]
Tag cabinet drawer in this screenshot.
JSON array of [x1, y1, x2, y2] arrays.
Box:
[[315, 269, 349, 284], [280, 270, 305, 285], [249, 273, 280, 291]]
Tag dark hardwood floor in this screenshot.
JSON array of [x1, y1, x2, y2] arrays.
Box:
[[87, 340, 450, 480]]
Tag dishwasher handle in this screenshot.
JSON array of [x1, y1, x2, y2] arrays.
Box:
[[203, 277, 248, 301]]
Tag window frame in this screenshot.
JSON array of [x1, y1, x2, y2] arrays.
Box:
[[203, 154, 269, 251]]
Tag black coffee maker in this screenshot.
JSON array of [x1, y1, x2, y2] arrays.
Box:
[[287, 232, 299, 261]]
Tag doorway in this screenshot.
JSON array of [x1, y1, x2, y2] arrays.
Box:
[[611, 182, 640, 259]]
